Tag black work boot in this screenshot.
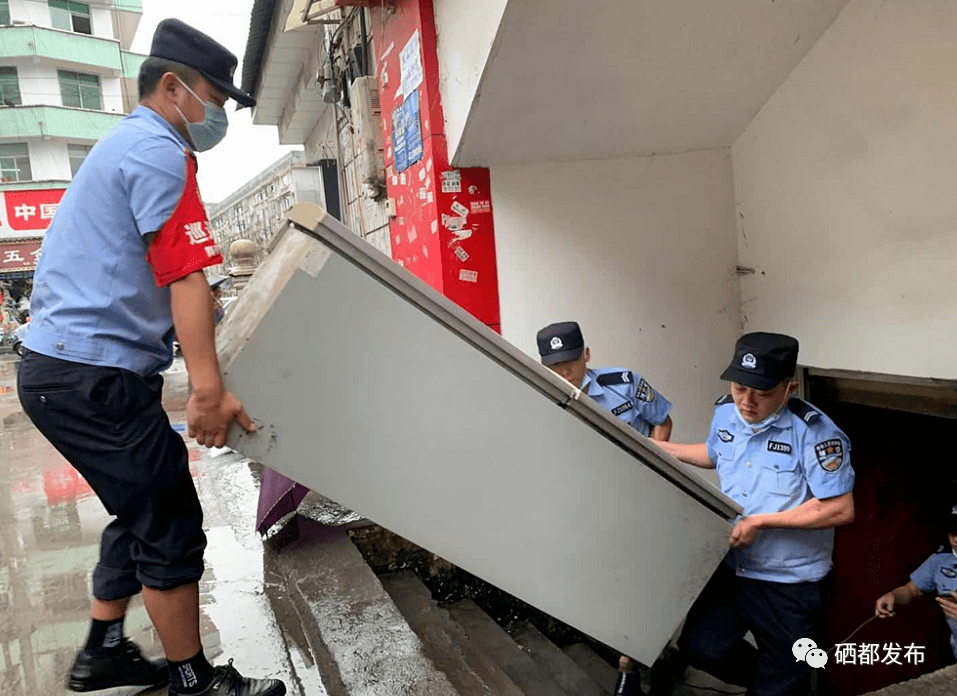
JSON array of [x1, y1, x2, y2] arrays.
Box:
[[169, 659, 286, 696], [67, 639, 169, 692], [614, 668, 642, 695]]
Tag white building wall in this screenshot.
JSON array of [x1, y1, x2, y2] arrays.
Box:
[[24, 138, 69, 180], [16, 64, 61, 105], [15, 0, 54, 27], [490, 149, 739, 440], [99, 75, 123, 113], [732, 0, 957, 380], [432, 0, 508, 162], [90, 7, 114, 40]]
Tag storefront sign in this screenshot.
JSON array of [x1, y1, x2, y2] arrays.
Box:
[[0, 188, 66, 233], [0, 239, 42, 273]]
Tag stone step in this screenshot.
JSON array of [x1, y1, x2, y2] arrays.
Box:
[[564, 642, 618, 694], [266, 519, 459, 696], [510, 621, 606, 696], [379, 571, 525, 696], [447, 598, 574, 696]]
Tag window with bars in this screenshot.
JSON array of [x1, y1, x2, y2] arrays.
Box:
[[49, 0, 91, 34], [58, 70, 101, 110], [0, 1, 11, 26], [0, 143, 32, 182], [68, 144, 93, 177], [0, 67, 21, 106]]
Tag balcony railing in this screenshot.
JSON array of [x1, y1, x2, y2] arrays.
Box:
[[0, 105, 123, 141]]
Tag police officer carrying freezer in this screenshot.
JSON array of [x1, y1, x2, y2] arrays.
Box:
[[18, 18, 284, 696], [537, 321, 672, 694], [657, 332, 856, 696], [536, 321, 673, 440]]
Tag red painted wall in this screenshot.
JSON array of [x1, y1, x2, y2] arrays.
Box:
[[370, 0, 501, 332]]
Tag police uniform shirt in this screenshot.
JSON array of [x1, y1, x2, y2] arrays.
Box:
[[706, 397, 855, 584], [26, 106, 223, 375], [910, 547, 957, 657], [582, 367, 672, 437]]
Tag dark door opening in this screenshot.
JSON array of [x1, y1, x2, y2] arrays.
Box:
[[805, 370, 957, 695]]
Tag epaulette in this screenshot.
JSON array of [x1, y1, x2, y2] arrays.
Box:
[[715, 394, 734, 406], [936, 545, 949, 554], [596, 370, 633, 386], [788, 399, 821, 424]]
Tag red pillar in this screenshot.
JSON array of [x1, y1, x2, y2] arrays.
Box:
[[369, 0, 501, 333]]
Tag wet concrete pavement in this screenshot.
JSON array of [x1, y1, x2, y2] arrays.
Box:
[[0, 352, 328, 696]]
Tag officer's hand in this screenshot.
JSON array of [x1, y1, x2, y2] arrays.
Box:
[[936, 592, 957, 621], [875, 593, 896, 618], [187, 387, 256, 448], [729, 516, 760, 548]]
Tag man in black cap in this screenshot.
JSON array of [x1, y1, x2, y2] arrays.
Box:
[[537, 321, 673, 694], [656, 332, 856, 696], [19, 18, 284, 696], [536, 321, 673, 440]]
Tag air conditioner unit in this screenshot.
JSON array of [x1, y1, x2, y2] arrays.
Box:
[[349, 75, 386, 200]]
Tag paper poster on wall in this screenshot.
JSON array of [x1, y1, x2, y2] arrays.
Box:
[[392, 89, 423, 174], [399, 30, 423, 99]]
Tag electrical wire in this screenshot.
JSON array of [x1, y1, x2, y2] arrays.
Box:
[[826, 615, 879, 654]]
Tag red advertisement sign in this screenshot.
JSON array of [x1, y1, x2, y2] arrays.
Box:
[[0, 188, 66, 232], [0, 239, 42, 273]]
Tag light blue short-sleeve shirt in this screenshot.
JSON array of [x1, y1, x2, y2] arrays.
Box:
[[25, 107, 194, 376], [583, 367, 672, 437], [910, 547, 957, 659], [706, 397, 855, 583]]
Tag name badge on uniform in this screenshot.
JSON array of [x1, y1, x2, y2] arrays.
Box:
[[717, 429, 734, 443], [814, 439, 844, 472], [611, 401, 634, 416], [767, 441, 792, 455]]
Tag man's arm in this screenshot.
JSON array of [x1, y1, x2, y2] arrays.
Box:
[[876, 581, 923, 618], [729, 491, 854, 547], [170, 270, 254, 447], [650, 415, 673, 442], [655, 441, 714, 469]]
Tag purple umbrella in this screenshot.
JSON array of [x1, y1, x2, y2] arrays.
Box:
[[256, 467, 309, 534]]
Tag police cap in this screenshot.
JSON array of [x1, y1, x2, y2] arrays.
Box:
[[720, 332, 799, 390], [150, 18, 256, 108], [537, 322, 585, 366]]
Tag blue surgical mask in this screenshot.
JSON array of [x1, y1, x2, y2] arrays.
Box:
[[734, 404, 785, 433], [174, 76, 228, 152]]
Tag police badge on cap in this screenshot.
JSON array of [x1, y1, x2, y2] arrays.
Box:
[[720, 332, 799, 390], [537, 322, 585, 366]]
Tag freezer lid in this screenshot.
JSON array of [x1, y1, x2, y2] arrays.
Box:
[[282, 203, 740, 521]]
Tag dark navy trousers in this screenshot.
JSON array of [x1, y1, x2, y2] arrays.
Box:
[[678, 561, 825, 696], [18, 350, 206, 600]]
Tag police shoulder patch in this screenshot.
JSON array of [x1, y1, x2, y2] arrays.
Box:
[[941, 567, 957, 578], [715, 394, 734, 406], [814, 438, 844, 472], [788, 399, 821, 424], [636, 378, 656, 402], [717, 429, 734, 443], [597, 370, 633, 386]]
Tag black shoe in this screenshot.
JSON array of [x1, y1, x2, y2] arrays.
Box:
[[67, 639, 169, 693], [169, 659, 286, 696], [614, 669, 642, 696]]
